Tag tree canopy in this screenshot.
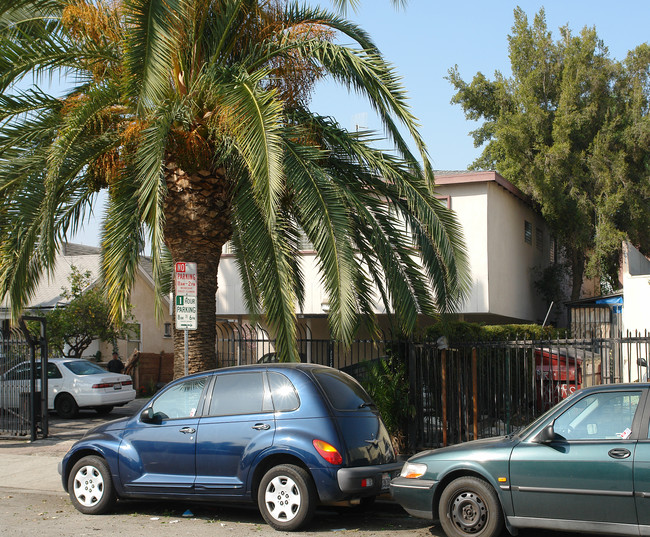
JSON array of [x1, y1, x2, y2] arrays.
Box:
[[0, 0, 469, 374], [448, 7, 650, 298], [44, 266, 133, 358]]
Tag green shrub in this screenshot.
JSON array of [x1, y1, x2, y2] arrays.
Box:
[[423, 320, 566, 345], [360, 351, 414, 454]]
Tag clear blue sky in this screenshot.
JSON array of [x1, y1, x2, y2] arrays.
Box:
[[71, 0, 649, 246]]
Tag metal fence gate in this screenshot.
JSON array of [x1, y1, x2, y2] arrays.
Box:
[[0, 317, 48, 440]]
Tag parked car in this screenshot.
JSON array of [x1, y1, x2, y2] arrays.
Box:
[[391, 383, 650, 537], [58, 363, 402, 530], [0, 357, 135, 418], [257, 352, 307, 363]]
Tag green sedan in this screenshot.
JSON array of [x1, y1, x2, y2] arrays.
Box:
[[390, 383, 648, 537]]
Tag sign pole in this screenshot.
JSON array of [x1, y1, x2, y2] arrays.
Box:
[[184, 329, 189, 376]]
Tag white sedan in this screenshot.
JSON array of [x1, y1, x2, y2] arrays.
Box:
[[0, 358, 136, 418]]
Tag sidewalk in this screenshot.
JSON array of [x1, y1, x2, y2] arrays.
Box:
[[0, 398, 148, 495], [0, 436, 73, 494]]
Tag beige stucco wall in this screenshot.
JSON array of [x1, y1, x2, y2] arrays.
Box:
[[436, 180, 489, 314], [96, 270, 174, 361], [485, 182, 549, 322], [435, 179, 550, 322]]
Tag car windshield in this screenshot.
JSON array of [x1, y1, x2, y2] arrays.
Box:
[[516, 388, 583, 439], [63, 360, 108, 376]]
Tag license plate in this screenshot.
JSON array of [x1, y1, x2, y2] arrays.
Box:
[[113, 383, 122, 390], [381, 472, 391, 490]]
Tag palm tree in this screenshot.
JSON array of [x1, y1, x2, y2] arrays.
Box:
[[0, 0, 469, 376]]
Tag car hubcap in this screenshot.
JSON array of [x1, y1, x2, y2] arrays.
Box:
[[72, 465, 104, 507], [264, 475, 301, 521], [450, 491, 487, 533]]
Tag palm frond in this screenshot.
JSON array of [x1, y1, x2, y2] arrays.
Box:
[[123, 0, 183, 113], [230, 178, 300, 362], [212, 68, 285, 225]]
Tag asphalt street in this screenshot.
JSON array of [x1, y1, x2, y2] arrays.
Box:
[[0, 399, 615, 537]]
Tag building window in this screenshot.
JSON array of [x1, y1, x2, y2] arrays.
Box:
[[536, 227, 543, 252], [126, 323, 141, 358], [550, 236, 557, 263], [435, 195, 451, 209], [297, 229, 314, 251], [524, 220, 533, 245], [164, 322, 172, 338]]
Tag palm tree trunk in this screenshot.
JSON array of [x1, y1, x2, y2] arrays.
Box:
[[163, 158, 232, 377]]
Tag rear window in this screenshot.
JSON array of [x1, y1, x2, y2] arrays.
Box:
[[268, 372, 299, 412], [313, 369, 373, 411], [63, 360, 108, 375]]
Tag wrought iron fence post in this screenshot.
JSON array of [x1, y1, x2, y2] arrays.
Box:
[[505, 346, 511, 435], [441, 349, 448, 447], [472, 347, 478, 441], [407, 340, 416, 454]]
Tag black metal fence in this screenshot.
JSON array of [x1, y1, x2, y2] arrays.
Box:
[[408, 332, 650, 452], [215, 322, 391, 369], [215, 323, 650, 453]]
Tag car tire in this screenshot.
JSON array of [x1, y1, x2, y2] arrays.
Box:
[[94, 405, 114, 415], [258, 464, 316, 531], [438, 476, 504, 537], [68, 455, 116, 515], [55, 393, 79, 418]]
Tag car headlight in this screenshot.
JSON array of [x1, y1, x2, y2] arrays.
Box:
[[400, 462, 428, 479]]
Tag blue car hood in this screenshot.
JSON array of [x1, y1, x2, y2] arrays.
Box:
[[83, 416, 131, 437]]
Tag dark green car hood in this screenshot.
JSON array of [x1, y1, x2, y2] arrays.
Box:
[[410, 435, 520, 462]]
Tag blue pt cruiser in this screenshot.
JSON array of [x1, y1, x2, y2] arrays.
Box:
[[59, 363, 402, 531]]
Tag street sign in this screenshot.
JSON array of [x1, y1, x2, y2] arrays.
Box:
[[175, 262, 197, 330]]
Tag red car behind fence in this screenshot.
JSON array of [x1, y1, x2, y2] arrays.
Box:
[[535, 348, 582, 411]]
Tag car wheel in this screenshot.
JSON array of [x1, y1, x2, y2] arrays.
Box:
[[94, 405, 114, 415], [438, 476, 503, 537], [68, 455, 116, 515], [258, 464, 316, 531], [55, 393, 79, 419]]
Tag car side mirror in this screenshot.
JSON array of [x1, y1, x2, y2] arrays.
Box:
[[535, 422, 557, 444], [140, 407, 155, 423]]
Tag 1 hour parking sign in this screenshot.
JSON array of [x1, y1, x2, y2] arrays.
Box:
[[175, 262, 197, 330]]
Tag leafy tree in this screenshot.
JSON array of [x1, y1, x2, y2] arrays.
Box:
[[448, 7, 650, 298], [44, 266, 133, 358], [0, 0, 469, 377]]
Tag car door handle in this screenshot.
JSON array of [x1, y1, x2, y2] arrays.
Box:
[[179, 427, 196, 434], [252, 423, 271, 430], [608, 448, 631, 459]]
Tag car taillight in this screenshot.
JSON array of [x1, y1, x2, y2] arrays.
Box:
[[121, 380, 132, 386], [92, 383, 113, 389], [313, 439, 343, 465]]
